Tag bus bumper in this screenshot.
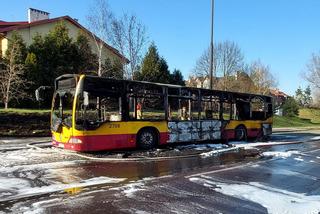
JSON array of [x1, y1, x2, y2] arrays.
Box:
[[262, 123, 272, 136]]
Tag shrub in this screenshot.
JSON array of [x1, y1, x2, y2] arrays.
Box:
[[282, 97, 299, 117]]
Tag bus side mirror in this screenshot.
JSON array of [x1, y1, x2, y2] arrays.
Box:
[[35, 86, 52, 101]]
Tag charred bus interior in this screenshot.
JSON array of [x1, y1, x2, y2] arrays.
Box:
[[52, 75, 273, 134]]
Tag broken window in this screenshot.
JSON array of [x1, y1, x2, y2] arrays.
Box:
[[200, 96, 220, 120], [128, 84, 165, 120], [76, 91, 121, 130], [235, 99, 251, 120], [222, 102, 231, 120], [251, 97, 266, 120]]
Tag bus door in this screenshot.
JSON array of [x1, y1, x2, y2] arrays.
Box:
[[52, 91, 74, 145]]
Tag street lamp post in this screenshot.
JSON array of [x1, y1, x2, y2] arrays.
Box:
[[209, 0, 214, 90]]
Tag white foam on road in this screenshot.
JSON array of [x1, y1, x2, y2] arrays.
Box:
[[232, 141, 300, 149], [262, 150, 300, 158], [0, 147, 79, 168], [311, 136, 320, 140], [176, 143, 229, 151], [111, 181, 145, 198], [190, 177, 320, 214], [294, 157, 304, 162], [200, 147, 238, 158], [0, 176, 126, 202]]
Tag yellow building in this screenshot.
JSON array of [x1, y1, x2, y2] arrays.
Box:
[[0, 8, 128, 65]]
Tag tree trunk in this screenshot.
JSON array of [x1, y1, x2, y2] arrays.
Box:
[[4, 102, 8, 109], [98, 43, 103, 77]]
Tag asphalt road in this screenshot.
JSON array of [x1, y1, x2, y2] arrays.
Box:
[[1, 130, 320, 213]]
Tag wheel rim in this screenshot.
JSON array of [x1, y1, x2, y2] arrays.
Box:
[[236, 128, 245, 140], [141, 132, 153, 146]]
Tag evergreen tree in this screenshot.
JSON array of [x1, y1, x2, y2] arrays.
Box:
[[75, 33, 98, 74], [101, 58, 124, 79], [25, 23, 87, 107], [304, 86, 313, 107], [27, 22, 88, 87], [282, 97, 299, 117], [27, 33, 48, 88], [295, 87, 304, 106], [138, 43, 171, 83], [295, 86, 313, 107], [5, 32, 27, 64], [44, 21, 79, 77], [170, 69, 185, 86]]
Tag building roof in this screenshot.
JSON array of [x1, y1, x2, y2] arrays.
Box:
[[0, 16, 129, 63], [270, 89, 289, 98], [0, 21, 28, 29]]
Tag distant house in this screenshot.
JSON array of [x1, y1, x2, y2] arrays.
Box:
[[269, 88, 289, 116], [186, 75, 212, 89], [186, 71, 255, 93], [0, 8, 128, 65]]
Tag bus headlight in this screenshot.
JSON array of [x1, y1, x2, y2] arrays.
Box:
[[68, 137, 83, 144]]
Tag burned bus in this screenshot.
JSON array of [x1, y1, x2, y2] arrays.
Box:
[[51, 74, 273, 151]]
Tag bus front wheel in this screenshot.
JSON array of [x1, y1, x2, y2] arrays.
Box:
[[137, 128, 157, 150], [235, 125, 247, 141]]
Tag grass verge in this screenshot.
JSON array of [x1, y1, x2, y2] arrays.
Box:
[[0, 108, 50, 137], [299, 108, 320, 123], [273, 115, 320, 128]]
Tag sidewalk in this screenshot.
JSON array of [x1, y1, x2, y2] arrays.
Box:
[[273, 126, 320, 133]]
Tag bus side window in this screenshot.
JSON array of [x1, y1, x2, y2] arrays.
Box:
[[236, 101, 250, 120], [201, 98, 219, 120], [223, 102, 231, 120], [267, 103, 273, 118], [179, 99, 190, 120], [128, 96, 136, 120], [251, 97, 265, 120], [130, 96, 165, 121], [168, 97, 179, 121]]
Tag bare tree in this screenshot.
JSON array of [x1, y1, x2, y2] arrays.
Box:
[[111, 14, 147, 79], [0, 41, 28, 109], [304, 52, 320, 90], [249, 60, 278, 95], [191, 40, 244, 89], [87, 0, 114, 76], [217, 41, 244, 77], [193, 46, 218, 79]]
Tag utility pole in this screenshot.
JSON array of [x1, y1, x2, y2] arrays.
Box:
[[209, 0, 214, 90]]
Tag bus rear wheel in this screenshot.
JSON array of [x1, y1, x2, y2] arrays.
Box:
[[137, 129, 157, 150], [235, 125, 247, 141]]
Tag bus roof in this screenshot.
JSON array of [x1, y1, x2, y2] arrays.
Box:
[[55, 74, 273, 99]]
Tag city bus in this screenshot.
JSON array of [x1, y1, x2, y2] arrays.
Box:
[[51, 74, 273, 151]]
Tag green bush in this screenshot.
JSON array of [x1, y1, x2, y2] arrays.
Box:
[[282, 97, 299, 117]]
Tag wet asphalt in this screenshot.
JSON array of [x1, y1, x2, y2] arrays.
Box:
[[1, 130, 320, 213]]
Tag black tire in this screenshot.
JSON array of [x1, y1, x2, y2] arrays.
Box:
[[235, 125, 247, 141], [137, 129, 157, 150]]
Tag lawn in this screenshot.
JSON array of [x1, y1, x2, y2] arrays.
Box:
[[299, 108, 320, 123], [273, 108, 320, 128], [0, 108, 50, 114], [273, 115, 320, 128], [0, 108, 51, 136]]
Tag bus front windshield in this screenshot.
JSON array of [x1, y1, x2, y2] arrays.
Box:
[[75, 90, 122, 130], [51, 90, 75, 130]]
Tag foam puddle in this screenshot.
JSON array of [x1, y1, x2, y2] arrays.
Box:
[[262, 150, 300, 158], [0, 176, 126, 202], [190, 177, 320, 214]]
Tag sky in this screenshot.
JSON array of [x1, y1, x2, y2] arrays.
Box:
[[1, 0, 320, 95]]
